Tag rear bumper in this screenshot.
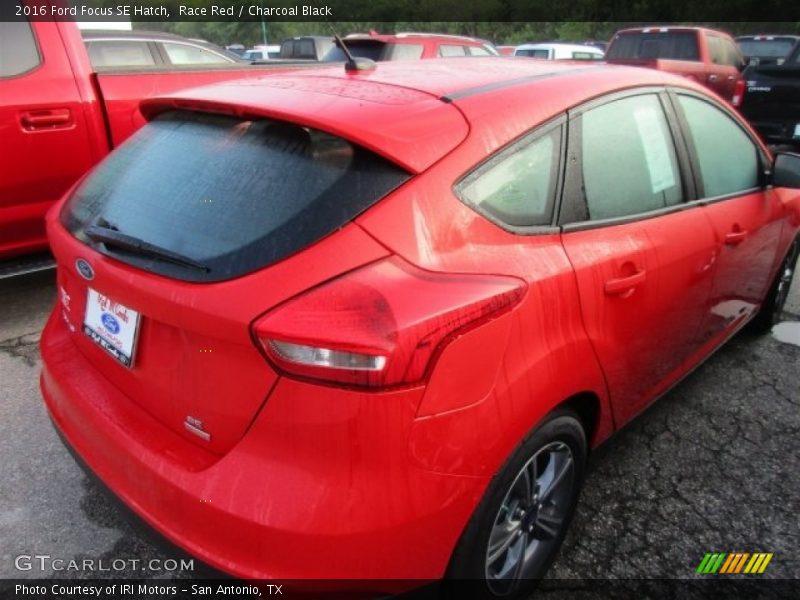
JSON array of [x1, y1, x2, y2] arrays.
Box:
[[40, 308, 488, 582]]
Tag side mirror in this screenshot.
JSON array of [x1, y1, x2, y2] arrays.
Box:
[[773, 152, 800, 189]]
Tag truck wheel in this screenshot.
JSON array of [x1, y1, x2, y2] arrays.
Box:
[[445, 409, 587, 598]]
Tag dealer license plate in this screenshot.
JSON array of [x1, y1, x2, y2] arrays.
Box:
[[83, 288, 140, 368]]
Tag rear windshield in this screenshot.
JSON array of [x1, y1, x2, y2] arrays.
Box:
[[516, 49, 550, 58], [322, 41, 386, 62], [738, 39, 797, 59], [62, 111, 409, 282], [607, 32, 700, 61]]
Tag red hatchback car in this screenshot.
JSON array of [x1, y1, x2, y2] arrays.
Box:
[[41, 58, 800, 595]]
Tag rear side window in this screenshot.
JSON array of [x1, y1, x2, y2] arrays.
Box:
[[468, 46, 493, 56], [516, 49, 550, 58], [676, 95, 760, 198], [439, 45, 467, 57], [387, 44, 424, 60], [0, 19, 40, 77], [580, 95, 683, 221], [708, 35, 724, 64], [87, 41, 156, 68], [457, 126, 561, 228], [738, 38, 796, 59], [607, 32, 700, 61], [62, 112, 409, 282], [162, 43, 230, 65]]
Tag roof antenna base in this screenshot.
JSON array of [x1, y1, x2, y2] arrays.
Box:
[[345, 57, 377, 72]]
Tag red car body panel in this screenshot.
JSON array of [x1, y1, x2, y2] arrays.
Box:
[[39, 57, 800, 582]]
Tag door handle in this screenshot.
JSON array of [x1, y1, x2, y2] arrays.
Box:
[[20, 108, 72, 131], [707, 74, 719, 82], [604, 269, 647, 295], [724, 230, 748, 245]]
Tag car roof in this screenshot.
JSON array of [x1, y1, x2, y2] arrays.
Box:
[[344, 32, 486, 46], [82, 29, 196, 41], [141, 58, 707, 173], [614, 26, 730, 37]]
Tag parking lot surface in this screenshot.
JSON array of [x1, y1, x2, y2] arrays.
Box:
[[1, 270, 798, 587]]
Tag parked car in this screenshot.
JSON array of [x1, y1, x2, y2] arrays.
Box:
[[606, 26, 746, 105], [82, 30, 243, 68], [40, 55, 800, 595], [739, 42, 800, 146], [241, 45, 281, 61], [322, 31, 499, 62], [279, 35, 334, 61], [225, 43, 245, 56], [0, 5, 315, 270], [496, 45, 516, 56], [514, 42, 604, 60], [737, 35, 800, 66]]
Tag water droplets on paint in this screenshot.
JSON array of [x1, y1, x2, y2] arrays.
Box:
[[771, 321, 800, 348]]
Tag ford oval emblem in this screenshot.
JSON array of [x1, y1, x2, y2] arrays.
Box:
[[101, 313, 120, 335], [75, 258, 94, 280]]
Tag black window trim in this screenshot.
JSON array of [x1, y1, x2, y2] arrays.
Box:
[[666, 87, 770, 205], [1, 16, 43, 80], [558, 86, 697, 232], [452, 114, 566, 235]]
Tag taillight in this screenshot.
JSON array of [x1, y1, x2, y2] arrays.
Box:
[[252, 257, 526, 388], [731, 79, 746, 107]]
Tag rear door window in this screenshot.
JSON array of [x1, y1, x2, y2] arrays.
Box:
[[162, 42, 231, 65], [62, 112, 410, 282], [708, 35, 725, 64], [0, 18, 40, 78], [577, 94, 684, 221], [86, 41, 157, 68]]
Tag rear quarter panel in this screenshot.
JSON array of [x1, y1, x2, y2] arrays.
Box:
[[357, 88, 615, 475]]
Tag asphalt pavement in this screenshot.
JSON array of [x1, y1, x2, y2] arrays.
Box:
[[0, 268, 798, 592]]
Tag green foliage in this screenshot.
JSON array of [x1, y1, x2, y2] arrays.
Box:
[[131, 19, 800, 48]]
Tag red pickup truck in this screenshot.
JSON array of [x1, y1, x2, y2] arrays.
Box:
[[605, 27, 746, 105], [0, 7, 302, 273]]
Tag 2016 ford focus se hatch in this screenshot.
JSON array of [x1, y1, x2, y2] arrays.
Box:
[[40, 58, 800, 596]]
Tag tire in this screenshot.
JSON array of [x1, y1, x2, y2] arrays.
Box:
[[749, 237, 799, 333], [445, 409, 587, 599]]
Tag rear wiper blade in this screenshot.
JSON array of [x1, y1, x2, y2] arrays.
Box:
[[84, 224, 210, 272]]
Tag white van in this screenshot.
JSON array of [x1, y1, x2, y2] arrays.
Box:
[[514, 43, 604, 60]]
